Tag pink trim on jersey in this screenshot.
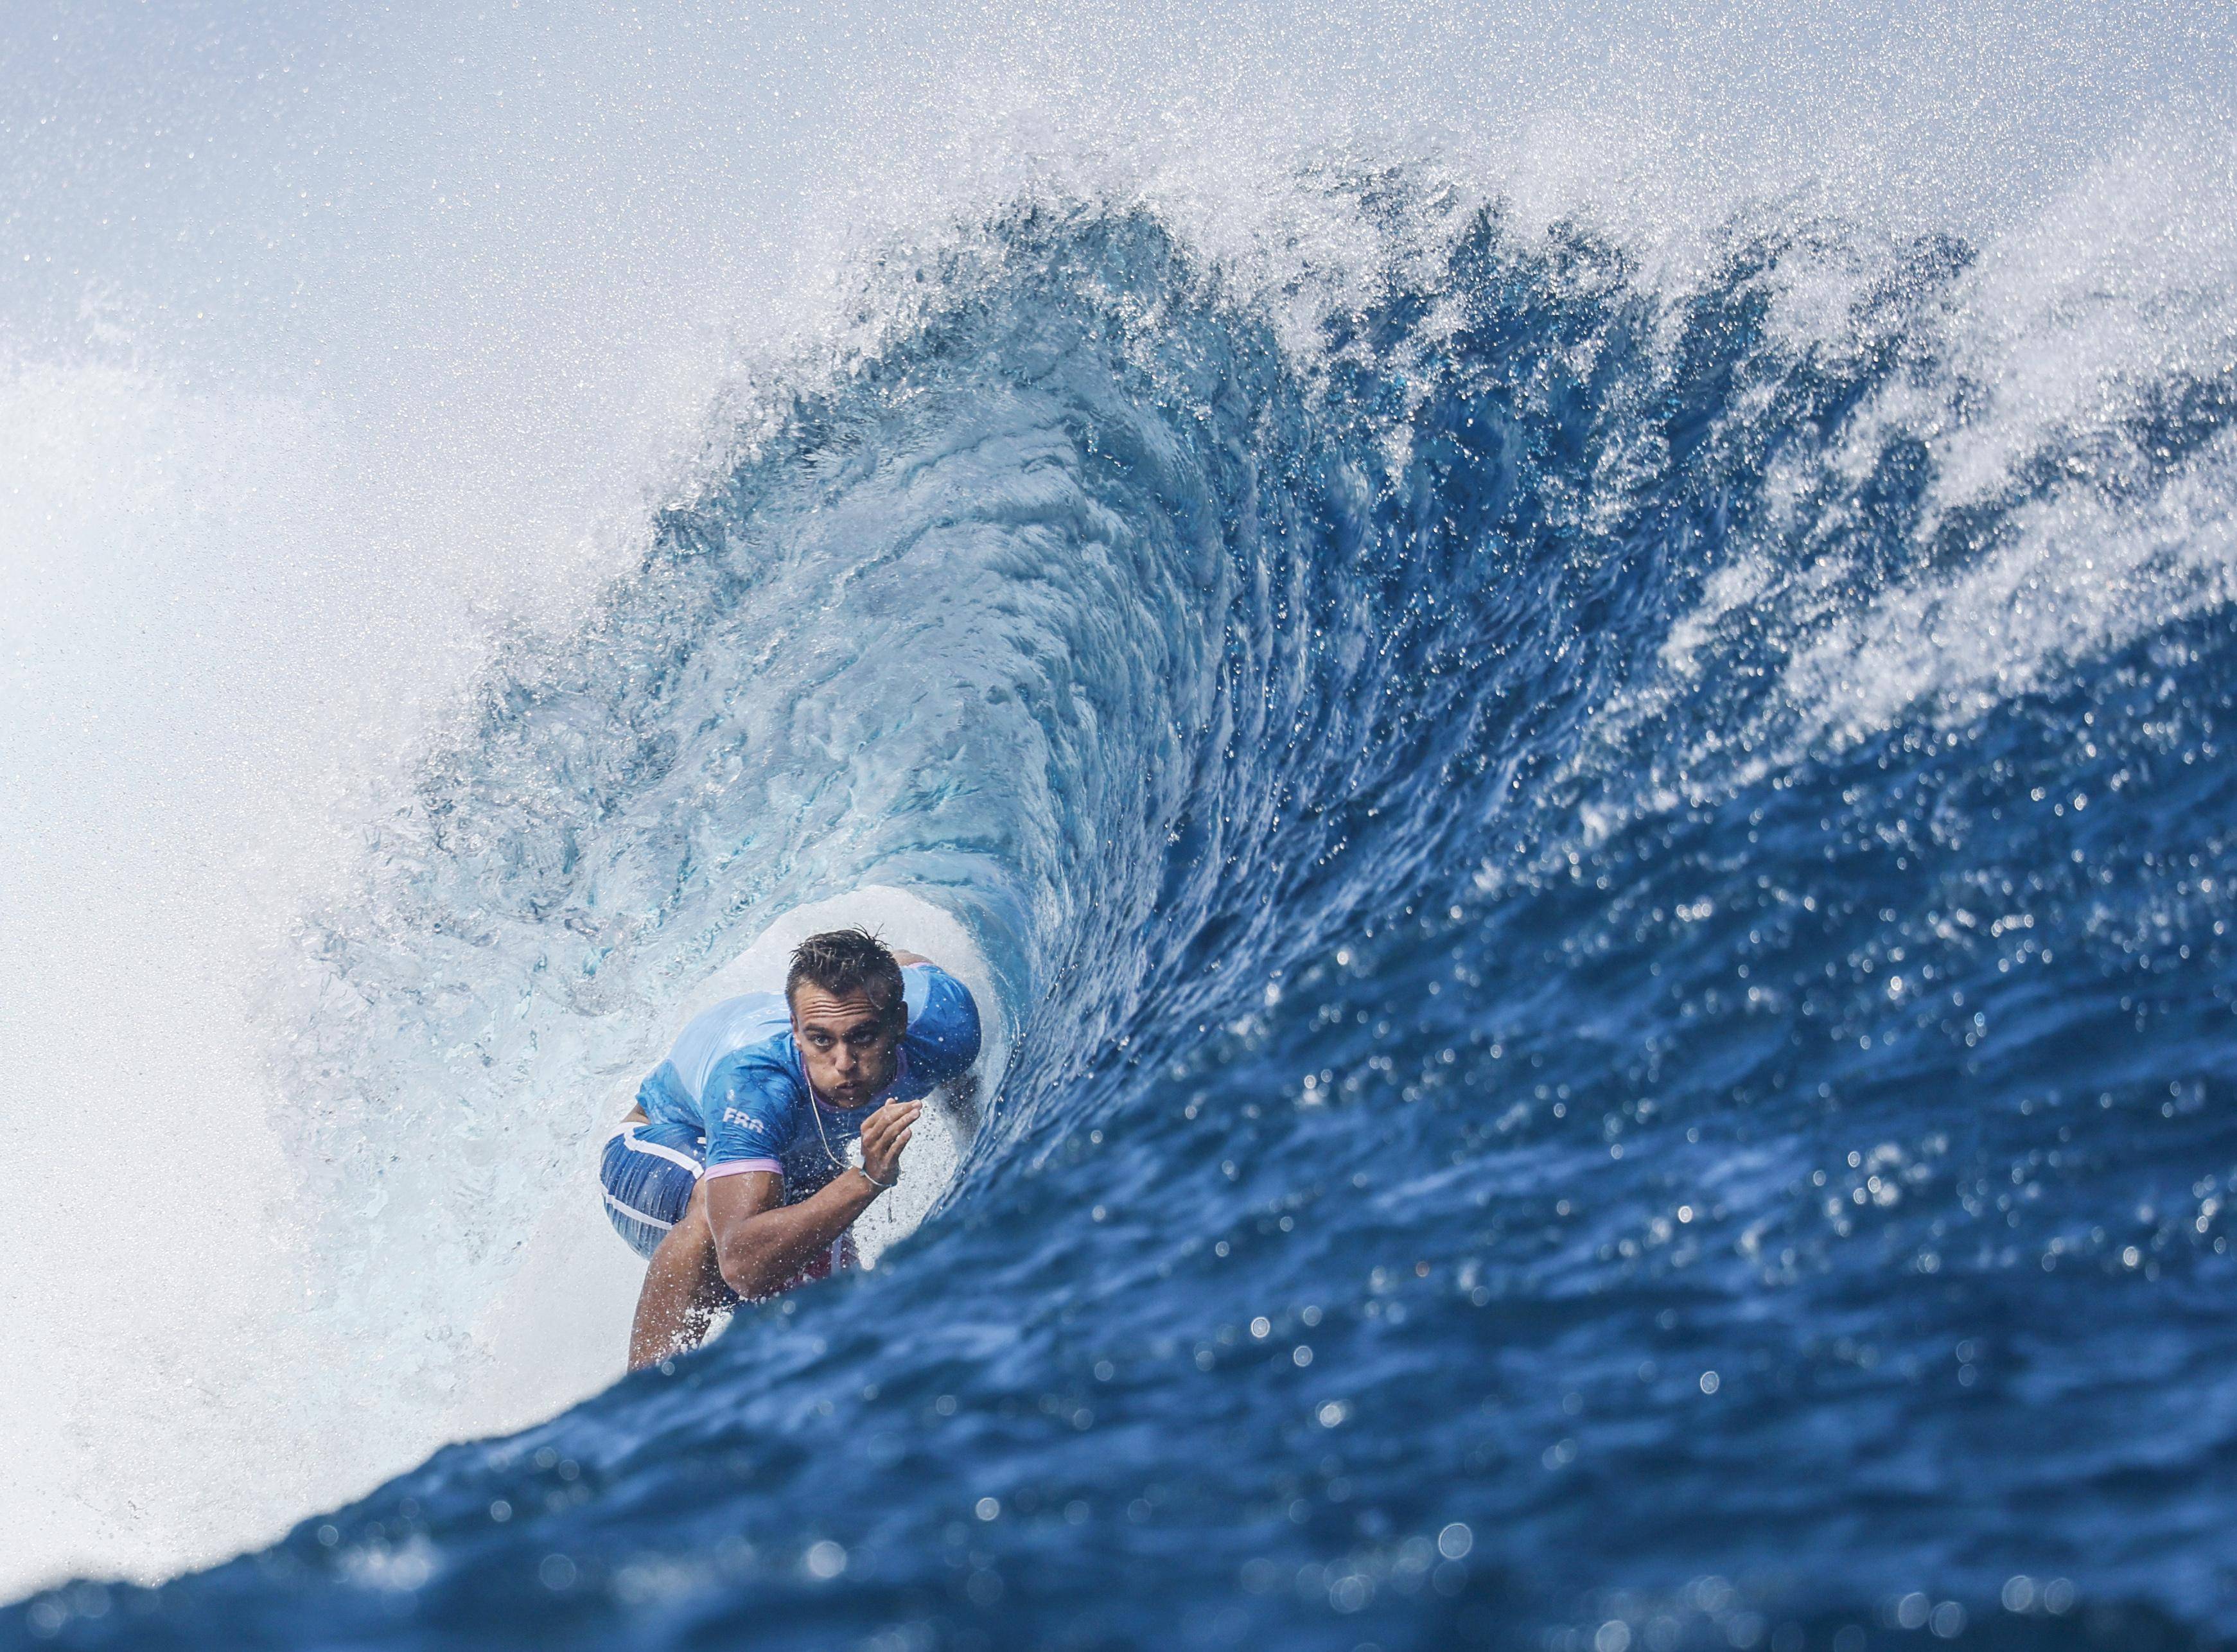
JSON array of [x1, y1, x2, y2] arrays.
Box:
[[701, 1156, 782, 1180]]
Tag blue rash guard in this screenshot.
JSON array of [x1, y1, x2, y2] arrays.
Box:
[[599, 963, 981, 1259]]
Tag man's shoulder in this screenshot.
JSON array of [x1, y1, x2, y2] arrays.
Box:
[[703, 1034, 807, 1159], [705, 1029, 807, 1109]]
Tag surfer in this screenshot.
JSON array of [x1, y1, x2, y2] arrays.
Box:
[[601, 926, 983, 1370]]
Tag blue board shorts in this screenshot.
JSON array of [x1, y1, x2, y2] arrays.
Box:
[[599, 1119, 706, 1259]]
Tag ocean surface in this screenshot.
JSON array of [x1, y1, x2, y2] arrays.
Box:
[[8, 19, 2237, 1648]]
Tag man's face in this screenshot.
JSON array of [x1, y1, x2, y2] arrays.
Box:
[[790, 983, 903, 1109]]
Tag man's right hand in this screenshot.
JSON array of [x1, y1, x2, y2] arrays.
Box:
[[859, 1098, 922, 1188]]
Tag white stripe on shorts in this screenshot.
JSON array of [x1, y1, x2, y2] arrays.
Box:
[[610, 1123, 706, 1178], [602, 1188, 676, 1232]]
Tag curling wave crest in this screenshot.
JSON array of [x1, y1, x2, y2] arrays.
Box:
[[15, 159, 2237, 1650]]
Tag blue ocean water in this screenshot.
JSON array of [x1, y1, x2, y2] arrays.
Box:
[[14, 181, 2237, 1649]]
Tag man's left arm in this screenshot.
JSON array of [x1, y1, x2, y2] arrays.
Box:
[[706, 1098, 921, 1299]]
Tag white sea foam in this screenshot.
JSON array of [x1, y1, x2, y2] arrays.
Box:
[[1557, 117, 2237, 823], [1782, 128, 2237, 747]]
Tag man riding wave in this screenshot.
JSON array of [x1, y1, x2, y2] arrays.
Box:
[[600, 927, 982, 1369]]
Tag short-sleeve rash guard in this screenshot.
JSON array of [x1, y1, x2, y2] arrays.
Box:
[[637, 963, 981, 1193]]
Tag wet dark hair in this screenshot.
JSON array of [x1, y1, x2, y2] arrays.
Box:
[[785, 927, 906, 1024]]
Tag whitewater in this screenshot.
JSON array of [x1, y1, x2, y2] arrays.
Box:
[[4, 2, 2236, 1647]]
